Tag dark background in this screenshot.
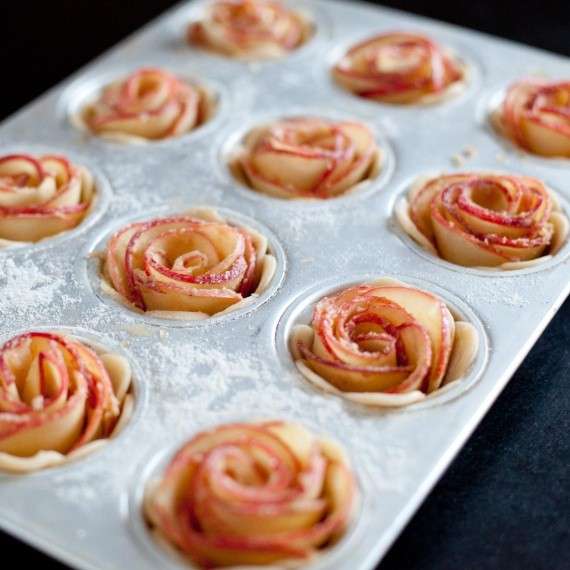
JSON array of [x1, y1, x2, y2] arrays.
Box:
[[1, 1, 569, 569]]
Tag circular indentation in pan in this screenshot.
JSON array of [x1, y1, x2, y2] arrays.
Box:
[[391, 171, 570, 277], [0, 144, 112, 254], [84, 206, 286, 327], [275, 274, 489, 412], [0, 325, 146, 476], [482, 85, 570, 168], [323, 30, 482, 112], [60, 66, 227, 147], [217, 109, 396, 205], [127, 413, 374, 570], [170, 0, 330, 66]]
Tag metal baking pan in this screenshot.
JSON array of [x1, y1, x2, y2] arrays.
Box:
[[0, 0, 569, 568]]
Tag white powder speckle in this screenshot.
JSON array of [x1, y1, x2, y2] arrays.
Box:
[[148, 341, 266, 402], [0, 258, 67, 319]]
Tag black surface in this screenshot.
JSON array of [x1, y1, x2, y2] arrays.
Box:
[[1, 1, 569, 569]]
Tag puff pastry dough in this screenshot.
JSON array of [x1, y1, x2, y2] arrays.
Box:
[[144, 421, 356, 567], [333, 32, 466, 105], [0, 331, 133, 473], [102, 208, 276, 319], [232, 117, 381, 199], [291, 278, 479, 408], [0, 153, 94, 246]]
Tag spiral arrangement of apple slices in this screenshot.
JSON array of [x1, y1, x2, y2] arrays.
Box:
[[232, 117, 381, 199], [101, 208, 276, 319], [144, 420, 356, 568], [188, 0, 312, 60], [396, 172, 569, 270], [493, 79, 570, 158], [79, 68, 214, 143], [0, 153, 95, 246], [291, 278, 479, 408], [0, 332, 133, 473], [332, 32, 466, 105]]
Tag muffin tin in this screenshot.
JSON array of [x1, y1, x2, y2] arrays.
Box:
[[0, 0, 569, 568]]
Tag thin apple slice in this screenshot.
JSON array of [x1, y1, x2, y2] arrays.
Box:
[[431, 207, 510, 267], [138, 275, 242, 315], [369, 285, 455, 391], [522, 116, 570, 157]]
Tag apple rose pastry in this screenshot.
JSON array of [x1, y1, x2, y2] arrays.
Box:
[[0, 153, 95, 246], [188, 0, 312, 60], [396, 173, 569, 269], [101, 208, 276, 319], [78, 68, 215, 143], [291, 278, 480, 408], [333, 32, 466, 105], [144, 421, 357, 567], [492, 79, 570, 157], [0, 331, 133, 473], [231, 117, 382, 199]]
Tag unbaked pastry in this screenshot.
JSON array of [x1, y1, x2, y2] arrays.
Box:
[[291, 278, 479, 408], [77, 68, 215, 143], [333, 32, 466, 105], [231, 117, 382, 199], [188, 0, 312, 60], [0, 153, 94, 246], [101, 208, 276, 319], [144, 420, 357, 568], [0, 331, 133, 473], [396, 172, 569, 269], [492, 79, 570, 158]]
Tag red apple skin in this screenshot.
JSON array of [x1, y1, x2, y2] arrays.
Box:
[[104, 214, 264, 315], [0, 153, 93, 243], [407, 172, 559, 267], [0, 331, 117, 455], [500, 80, 570, 157], [147, 421, 356, 567], [297, 282, 459, 397]]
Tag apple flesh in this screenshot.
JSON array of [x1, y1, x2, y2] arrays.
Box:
[[332, 32, 464, 104], [500, 80, 570, 158], [240, 117, 378, 199], [0, 154, 93, 243], [145, 421, 356, 567]]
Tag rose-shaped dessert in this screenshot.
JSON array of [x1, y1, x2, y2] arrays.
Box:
[[231, 117, 382, 199], [101, 208, 276, 319], [396, 172, 569, 270], [332, 32, 466, 105], [188, 0, 312, 60], [144, 420, 357, 567], [492, 79, 570, 158], [0, 331, 133, 473], [0, 153, 95, 246], [77, 68, 215, 143], [291, 278, 479, 407]]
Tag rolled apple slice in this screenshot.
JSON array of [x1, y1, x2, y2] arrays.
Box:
[[187, 0, 313, 60], [332, 31, 466, 105], [0, 331, 133, 473], [291, 278, 479, 408], [492, 79, 570, 158], [77, 68, 216, 143], [101, 208, 277, 320], [144, 420, 357, 568], [232, 116, 382, 199], [396, 172, 569, 270], [0, 153, 95, 246]]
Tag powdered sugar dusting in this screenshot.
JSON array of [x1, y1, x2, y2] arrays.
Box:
[[0, 258, 68, 320], [147, 340, 267, 405], [460, 276, 535, 309]]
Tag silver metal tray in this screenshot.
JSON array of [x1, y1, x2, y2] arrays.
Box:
[[0, 0, 569, 569]]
